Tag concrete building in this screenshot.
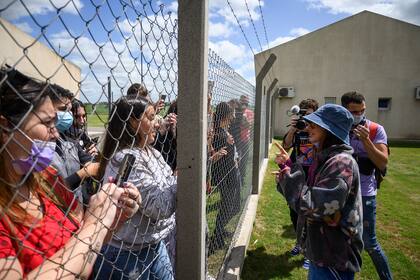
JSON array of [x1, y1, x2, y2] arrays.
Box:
[[255, 11, 420, 140], [0, 17, 80, 95]]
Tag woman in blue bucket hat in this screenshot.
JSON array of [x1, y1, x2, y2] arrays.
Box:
[[275, 104, 363, 280]]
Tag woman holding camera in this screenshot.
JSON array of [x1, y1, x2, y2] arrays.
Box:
[[94, 95, 175, 279], [275, 104, 363, 280]]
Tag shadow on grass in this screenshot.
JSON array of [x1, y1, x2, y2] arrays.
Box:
[[388, 140, 420, 148], [281, 224, 297, 239], [242, 246, 303, 279]]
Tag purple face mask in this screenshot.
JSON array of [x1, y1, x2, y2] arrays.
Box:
[[10, 139, 56, 174]]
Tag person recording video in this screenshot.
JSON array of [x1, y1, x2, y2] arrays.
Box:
[[281, 98, 319, 269]]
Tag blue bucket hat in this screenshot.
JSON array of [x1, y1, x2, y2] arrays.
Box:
[[303, 104, 354, 145]]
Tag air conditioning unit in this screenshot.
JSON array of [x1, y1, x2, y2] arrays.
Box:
[[278, 87, 295, 98], [415, 86, 420, 100]]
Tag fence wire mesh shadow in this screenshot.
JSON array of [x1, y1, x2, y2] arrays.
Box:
[[206, 49, 255, 279], [0, 1, 255, 279]]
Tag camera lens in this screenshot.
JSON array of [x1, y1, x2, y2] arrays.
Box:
[[296, 119, 307, 130]]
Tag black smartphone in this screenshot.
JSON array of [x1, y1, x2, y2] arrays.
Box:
[[91, 136, 99, 144], [114, 153, 136, 187], [84, 136, 99, 149]]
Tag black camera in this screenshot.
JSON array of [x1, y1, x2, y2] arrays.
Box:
[[295, 111, 307, 130], [288, 105, 307, 130]]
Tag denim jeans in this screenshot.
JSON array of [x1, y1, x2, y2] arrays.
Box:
[[308, 263, 354, 280], [93, 241, 174, 280], [362, 196, 393, 280]]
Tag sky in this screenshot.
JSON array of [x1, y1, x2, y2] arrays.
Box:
[[1, 0, 420, 102]]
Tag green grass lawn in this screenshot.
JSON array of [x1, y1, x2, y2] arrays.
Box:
[[242, 141, 420, 280], [85, 103, 108, 127], [87, 114, 108, 128], [84, 102, 173, 128]]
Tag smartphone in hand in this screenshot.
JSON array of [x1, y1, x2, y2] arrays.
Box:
[[84, 136, 99, 149], [114, 153, 136, 187]]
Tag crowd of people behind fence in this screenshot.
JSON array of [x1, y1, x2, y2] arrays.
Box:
[[0, 64, 392, 280], [0, 66, 254, 280]]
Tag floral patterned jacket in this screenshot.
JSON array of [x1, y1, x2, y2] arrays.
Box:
[[277, 144, 363, 272]]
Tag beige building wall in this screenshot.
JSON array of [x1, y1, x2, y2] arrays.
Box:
[[255, 11, 420, 140], [0, 18, 81, 95]]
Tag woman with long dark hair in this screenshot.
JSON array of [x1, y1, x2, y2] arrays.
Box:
[[209, 102, 242, 253], [0, 66, 140, 279], [65, 99, 98, 156], [94, 95, 175, 279], [153, 100, 177, 171], [275, 104, 363, 280]]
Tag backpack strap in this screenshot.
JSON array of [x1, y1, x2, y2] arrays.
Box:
[[367, 121, 390, 189], [369, 121, 379, 142]]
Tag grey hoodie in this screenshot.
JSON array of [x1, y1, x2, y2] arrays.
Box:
[[105, 147, 176, 251]]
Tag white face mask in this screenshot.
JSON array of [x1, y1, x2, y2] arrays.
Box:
[[352, 113, 365, 125]]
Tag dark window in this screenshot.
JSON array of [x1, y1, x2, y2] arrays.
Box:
[[378, 98, 391, 110], [324, 97, 336, 104]]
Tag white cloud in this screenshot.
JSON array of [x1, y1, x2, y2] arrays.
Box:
[[290, 27, 310, 37], [262, 26, 310, 49], [267, 36, 295, 48], [209, 40, 250, 65], [209, 21, 235, 38], [48, 10, 178, 103], [166, 1, 178, 13], [1, 0, 84, 20], [14, 22, 33, 33], [236, 60, 255, 84], [210, 0, 263, 26], [208, 39, 256, 88], [305, 0, 420, 25]]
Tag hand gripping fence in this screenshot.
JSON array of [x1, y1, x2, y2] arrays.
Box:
[[0, 1, 255, 279]]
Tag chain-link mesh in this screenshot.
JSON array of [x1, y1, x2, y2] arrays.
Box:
[[206, 49, 255, 278], [0, 1, 177, 279], [0, 1, 256, 279]]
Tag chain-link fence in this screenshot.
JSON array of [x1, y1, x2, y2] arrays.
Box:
[[206, 49, 255, 278], [0, 1, 256, 279]]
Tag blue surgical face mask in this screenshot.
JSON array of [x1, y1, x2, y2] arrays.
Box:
[[56, 111, 74, 133], [352, 113, 365, 125]]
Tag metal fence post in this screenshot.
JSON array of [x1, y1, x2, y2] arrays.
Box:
[[107, 76, 112, 114], [177, 0, 208, 279], [264, 78, 278, 157], [270, 90, 279, 142], [252, 53, 276, 194]]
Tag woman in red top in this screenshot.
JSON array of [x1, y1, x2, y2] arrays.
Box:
[[0, 66, 141, 279]]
